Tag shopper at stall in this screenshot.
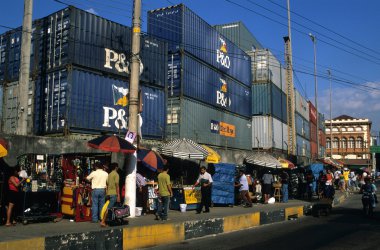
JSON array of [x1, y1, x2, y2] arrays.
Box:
[[262, 170, 274, 204], [6, 167, 25, 227], [157, 166, 172, 221], [86, 162, 108, 223], [235, 169, 252, 207], [193, 166, 213, 214], [106, 163, 120, 208], [280, 170, 289, 203]]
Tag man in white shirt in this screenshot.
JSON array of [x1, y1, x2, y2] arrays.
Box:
[[235, 169, 252, 207], [86, 162, 108, 223], [193, 166, 213, 214]]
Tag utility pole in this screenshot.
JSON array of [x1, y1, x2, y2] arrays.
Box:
[[125, 0, 141, 218], [16, 0, 33, 135], [309, 33, 319, 160], [327, 69, 333, 158]]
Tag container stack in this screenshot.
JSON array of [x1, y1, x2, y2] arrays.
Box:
[[148, 4, 252, 150], [309, 101, 318, 160], [295, 89, 311, 164], [0, 6, 168, 140], [319, 112, 326, 158]]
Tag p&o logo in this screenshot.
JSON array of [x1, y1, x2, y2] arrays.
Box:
[[216, 78, 231, 108], [216, 37, 231, 69], [102, 84, 130, 130], [104, 48, 143, 75]]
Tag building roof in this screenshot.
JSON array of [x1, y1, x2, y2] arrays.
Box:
[[333, 115, 356, 120]]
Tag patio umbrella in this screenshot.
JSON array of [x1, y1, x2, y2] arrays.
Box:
[[87, 135, 136, 154], [0, 138, 8, 158], [245, 152, 282, 168], [137, 147, 167, 172], [159, 138, 208, 160], [278, 158, 295, 169], [201, 145, 221, 164]]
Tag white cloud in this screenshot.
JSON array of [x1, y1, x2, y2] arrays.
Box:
[[86, 8, 98, 15], [318, 82, 380, 131]]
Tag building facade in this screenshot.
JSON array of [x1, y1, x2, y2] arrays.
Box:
[[325, 115, 371, 169]]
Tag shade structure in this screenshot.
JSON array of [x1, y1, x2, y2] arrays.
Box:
[[278, 158, 295, 169], [137, 147, 167, 172], [201, 145, 221, 164], [0, 138, 8, 158], [318, 157, 343, 168], [87, 135, 136, 154], [159, 138, 208, 160], [245, 152, 282, 168]]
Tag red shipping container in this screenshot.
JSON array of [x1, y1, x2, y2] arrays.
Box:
[[308, 101, 317, 124], [310, 141, 318, 160]]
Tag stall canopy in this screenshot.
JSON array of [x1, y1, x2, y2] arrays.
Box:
[[278, 158, 295, 169], [201, 145, 221, 164], [318, 157, 344, 168], [137, 147, 167, 172], [159, 138, 208, 160], [245, 152, 282, 168], [0, 138, 8, 158], [87, 135, 136, 154]]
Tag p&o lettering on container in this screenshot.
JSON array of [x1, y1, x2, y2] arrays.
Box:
[[104, 48, 144, 75], [216, 37, 231, 69]]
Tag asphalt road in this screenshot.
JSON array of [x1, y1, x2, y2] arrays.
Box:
[[147, 192, 380, 250]]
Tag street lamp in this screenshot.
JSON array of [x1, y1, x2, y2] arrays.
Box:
[[327, 69, 333, 158], [309, 33, 319, 160]]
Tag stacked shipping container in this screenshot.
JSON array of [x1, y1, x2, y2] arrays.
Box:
[[294, 89, 310, 164], [1, 7, 168, 139], [148, 4, 252, 150], [309, 101, 318, 160]]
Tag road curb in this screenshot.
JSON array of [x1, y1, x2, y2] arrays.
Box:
[[0, 205, 305, 250]]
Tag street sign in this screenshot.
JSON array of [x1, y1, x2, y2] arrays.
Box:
[[370, 146, 380, 153]]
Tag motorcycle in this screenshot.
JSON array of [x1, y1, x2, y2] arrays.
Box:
[[362, 191, 375, 216]]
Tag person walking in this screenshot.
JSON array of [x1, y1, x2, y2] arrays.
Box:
[[6, 167, 25, 227], [235, 169, 252, 207], [106, 163, 120, 208], [157, 166, 172, 221], [86, 162, 108, 223], [193, 166, 213, 214], [280, 170, 289, 203], [262, 170, 274, 204]]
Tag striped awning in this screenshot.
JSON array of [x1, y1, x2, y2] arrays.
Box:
[[245, 152, 282, 168], [159, 138, 208, 160]]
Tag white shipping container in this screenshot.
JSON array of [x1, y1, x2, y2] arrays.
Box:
[[252, 115, 288, 150], [295, 89, 309, 121]]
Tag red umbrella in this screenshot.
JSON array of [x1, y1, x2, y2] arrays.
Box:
[[87, 135, 136, 154], [137, 147, 167, 172]]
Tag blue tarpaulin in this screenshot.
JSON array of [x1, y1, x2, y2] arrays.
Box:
[[211, 163, 236, 205]]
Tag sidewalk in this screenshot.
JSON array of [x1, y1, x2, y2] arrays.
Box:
[[0, 191, 350, 250]]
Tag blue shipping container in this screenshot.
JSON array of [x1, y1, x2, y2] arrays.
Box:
[[148, 4, 251, 87], [34, 69, 166, 139], [169, 52, 251, 118]]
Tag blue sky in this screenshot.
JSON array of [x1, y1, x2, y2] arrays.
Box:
[[1, 0, 380, 132]]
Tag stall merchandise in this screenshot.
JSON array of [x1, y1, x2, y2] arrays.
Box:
[[170, 186, 201, 210]]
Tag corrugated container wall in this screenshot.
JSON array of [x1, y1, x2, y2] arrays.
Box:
[[247, 50, 282, 90], [213, 22, 263, 52], [310, 122, 317, 142], [296, 135, 311, 158], [295, 89, 309, 121], [43, 7, 167, 87], [34, 69, 166, 139], [251, 83, 287, 123], [295, 113, 310, 140], [148, 4, 251, 87], [169, 52, 251, 118], [318, 112, 325, 131], [310, 141, 317, 160], [308, 101, 317, 124], [0, 85, 3, 130], [251, 116, 288, 150], [167, 98, 252, 150]]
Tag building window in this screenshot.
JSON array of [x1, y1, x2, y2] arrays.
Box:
[[347, 127, 354, 132], [333, 138, 339, 149], [348, 137, 355, 148], [355, 127, 362, 131], [326, 138, 331, 149], [341, 137, 347, 149], [356, 137, 363, 149], [341, 127, 346, 132]]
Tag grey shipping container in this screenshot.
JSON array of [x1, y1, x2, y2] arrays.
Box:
[[247, 49, 282, 90], [297, 134, 311, 158], [34, 68, 166, 139], [295, 112, 310, 140], [318, 112, 325, 131], [214, 21, 263, 52], [294, 89, 310, 121], [251, 115, 288, 150], [2, 80, 35, 134], [251, 83, 287, 123], [169, 52, 251, 118], [148, 4, 251, 87], [167, 97, 252, 150]]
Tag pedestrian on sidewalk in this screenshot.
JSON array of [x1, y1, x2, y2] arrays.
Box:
[[157, 166, 172, 221], [280, 170, 289, 203], [235, 169, 252, 207], [262, 170, 274, 204], [86, 162, 108, 223], [193, 166, 213, 214], [6, 167, 25, 227]]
